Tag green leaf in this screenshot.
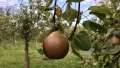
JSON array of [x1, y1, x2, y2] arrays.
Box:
[[71, 31, 91, 51], [83, 20, 107, 34], [88, 5, 112, 20], [62, 8, 78, 25], [71, 48, 83, 59], [90, 12, 106, 20], [89, 5, 112, 15], [103, 45, 120, 55]]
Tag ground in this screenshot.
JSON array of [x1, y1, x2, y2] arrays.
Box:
[[0, 41, 98, 68]]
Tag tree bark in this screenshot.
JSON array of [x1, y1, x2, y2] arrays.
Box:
[[24, 34, 30, 68]]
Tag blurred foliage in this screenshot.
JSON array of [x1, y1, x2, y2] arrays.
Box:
[[83, 0, 120, 67], [83, 20, 107, 34], [0, 0, 120, 68]]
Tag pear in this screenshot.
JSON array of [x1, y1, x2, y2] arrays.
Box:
[[43, 31, 69, 59]]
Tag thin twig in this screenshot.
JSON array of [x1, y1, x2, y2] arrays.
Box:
[[52, 0, 57, 31]]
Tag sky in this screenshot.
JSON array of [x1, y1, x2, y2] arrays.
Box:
[[0, 0, 27, 8], [0, 0, 18, 7], [0, 0, 101, 8], [0, 0, 102, 24], [0, 0, 101, 16], [0, 0, 101, 12]]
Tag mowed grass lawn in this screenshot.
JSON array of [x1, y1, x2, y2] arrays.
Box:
[[0, 41, 85, 68]]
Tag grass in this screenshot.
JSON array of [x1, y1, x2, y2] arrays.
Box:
[[0, 41, 98, 68]]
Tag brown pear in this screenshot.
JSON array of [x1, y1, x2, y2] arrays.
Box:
[[43, 31, 69, 59], [110, 35, 120, 45]]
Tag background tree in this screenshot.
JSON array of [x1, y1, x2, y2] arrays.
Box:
[[13, 0, 54, 68]]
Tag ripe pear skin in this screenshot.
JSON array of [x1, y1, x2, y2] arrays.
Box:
[[43, 31, 69, 59]]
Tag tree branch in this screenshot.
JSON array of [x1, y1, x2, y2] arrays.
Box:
[[68, 1, 81, 40], [52, 0, 57, 31]]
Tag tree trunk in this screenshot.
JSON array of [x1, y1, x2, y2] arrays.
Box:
[[24, 34, 30, 68]]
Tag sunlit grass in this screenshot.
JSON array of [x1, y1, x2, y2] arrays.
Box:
[[0, 41, 98, 68]]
